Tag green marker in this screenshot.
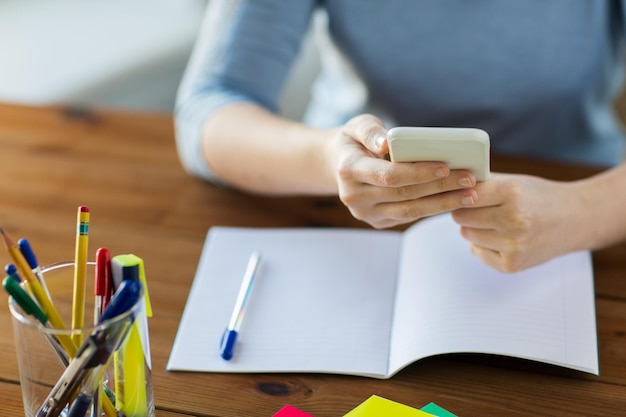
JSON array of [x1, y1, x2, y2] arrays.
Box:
[[3, 275, 47, 324]]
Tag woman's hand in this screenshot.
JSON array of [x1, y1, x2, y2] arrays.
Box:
[[327, 114, 479, 229], [451, 173, 593, 272]]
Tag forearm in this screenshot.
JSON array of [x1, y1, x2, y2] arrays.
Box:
[[201, 103, 339, 195], [573, 162, 626, 251]]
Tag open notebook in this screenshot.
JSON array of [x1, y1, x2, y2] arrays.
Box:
[[167, 213, 598, 378]]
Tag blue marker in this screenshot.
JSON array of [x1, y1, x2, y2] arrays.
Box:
[[4, 263, 21, 282], [99, 279, 142, 323], [220, 251, 262, 360]]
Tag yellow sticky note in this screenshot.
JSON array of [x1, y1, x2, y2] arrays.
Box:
[[344, 395, 435, 417]]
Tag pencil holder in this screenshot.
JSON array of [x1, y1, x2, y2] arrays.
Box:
[[8, 261, 155, 417]]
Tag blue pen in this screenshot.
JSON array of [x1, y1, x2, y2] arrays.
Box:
[[18, 238, 51, 299], [220, 251, 262, 361]]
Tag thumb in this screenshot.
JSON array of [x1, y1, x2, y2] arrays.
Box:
[[346, 114, 388, 156]]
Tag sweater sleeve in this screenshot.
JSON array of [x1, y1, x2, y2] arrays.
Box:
[[174, 0, 317, 181]]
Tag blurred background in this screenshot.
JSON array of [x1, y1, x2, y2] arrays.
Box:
[[0, 0, 205, 111], [4, 0, 623, 124], [0, 0, 322, 118]]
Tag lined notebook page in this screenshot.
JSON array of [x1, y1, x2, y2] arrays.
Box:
[[167, 227, 401, 377], [388, 214, 597, 376]]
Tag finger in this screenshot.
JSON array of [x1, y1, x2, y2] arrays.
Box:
[[452, 206, 502, 229], [381, 171, 478, 202], [470, 242, 534, 273], [341, 169, 477, 214], [344, 155, 447, 187], [343, 114, 388, 155], [451, 175, 512, 227], [459, 226, 501, 251], [462, 173, 511, 208], [347, 155, 481, 189], [368, 188, 478, 226], [468, 244, 508, 272]]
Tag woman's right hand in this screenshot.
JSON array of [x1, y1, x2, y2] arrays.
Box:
[[327, 114, 478, 229]]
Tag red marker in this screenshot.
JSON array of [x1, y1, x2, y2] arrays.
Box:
[[95, 247, 112, 322]]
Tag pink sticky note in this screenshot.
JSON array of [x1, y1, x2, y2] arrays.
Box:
[[272, 404, 316, 417]]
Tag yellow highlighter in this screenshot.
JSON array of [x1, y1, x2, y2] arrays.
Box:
[[111, 254, 153, 417]]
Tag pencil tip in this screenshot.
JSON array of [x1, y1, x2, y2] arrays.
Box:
[[0, 227, 10, 248]]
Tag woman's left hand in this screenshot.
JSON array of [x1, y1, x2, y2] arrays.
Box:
[[451, 173, 592, 272]]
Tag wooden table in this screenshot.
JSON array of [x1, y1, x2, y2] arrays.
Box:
[[1, 103, 625, 417]]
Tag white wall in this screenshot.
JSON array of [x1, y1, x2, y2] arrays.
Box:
[[0, 0, 325, 118], [0, 0, 207, 111]]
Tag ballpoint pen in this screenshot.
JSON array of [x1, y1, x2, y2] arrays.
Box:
[[18, 237, 52, 299], [220, 251, 262, 361], [36, 280, 142, 417]]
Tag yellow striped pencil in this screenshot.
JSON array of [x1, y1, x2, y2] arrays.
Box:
[[71, 205, 90, 346]]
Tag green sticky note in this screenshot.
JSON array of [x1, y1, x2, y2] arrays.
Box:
[[344, 395, 435, 416], [420, 402, 458, 417]]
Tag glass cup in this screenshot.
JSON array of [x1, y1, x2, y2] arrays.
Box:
[[8, 261, 155, 417]]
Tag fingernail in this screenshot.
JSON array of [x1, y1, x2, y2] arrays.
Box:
[[434, 168, 448, 178], [461, 195, 475, 206], [375, 135, 385, 149], [459, 177, 473, 187]]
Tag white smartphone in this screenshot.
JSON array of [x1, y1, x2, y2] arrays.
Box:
[[387, 126, 490, 181]]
